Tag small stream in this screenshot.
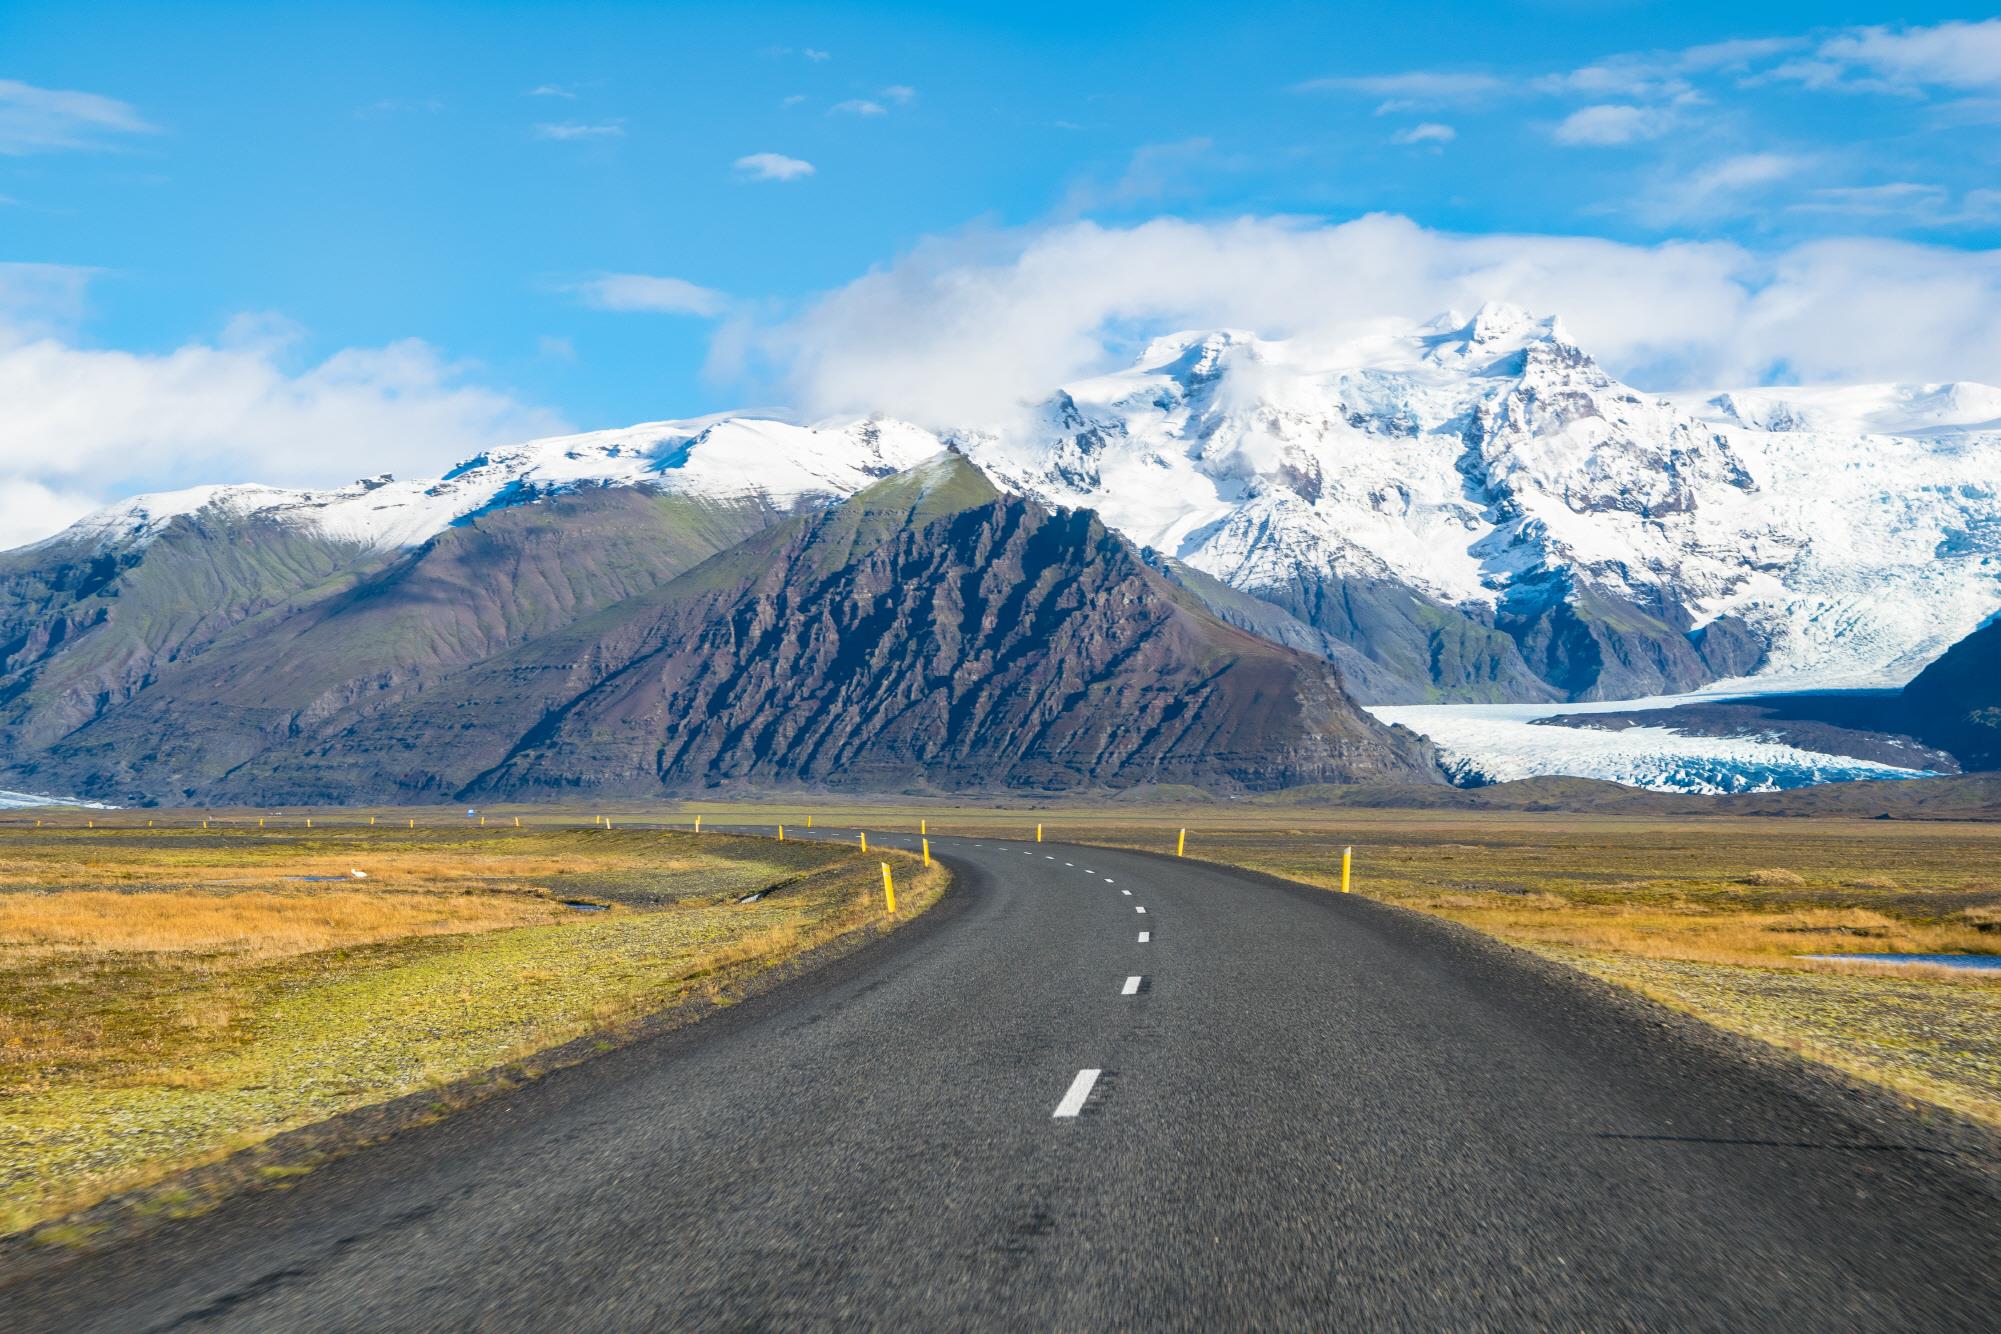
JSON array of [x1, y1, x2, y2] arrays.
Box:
[[1802, 953, 2001, 973]]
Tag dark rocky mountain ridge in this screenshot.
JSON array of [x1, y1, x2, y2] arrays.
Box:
[[0, 457, 1441, 803]]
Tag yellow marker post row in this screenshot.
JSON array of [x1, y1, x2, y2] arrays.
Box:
[[881, 862, 897, 914], [1177, 828, 1186, 857], [1341, 845, 1352, 893]]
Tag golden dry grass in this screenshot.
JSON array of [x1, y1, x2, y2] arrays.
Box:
[[0, 889, 555, 959], [1404, 897, 2001, 972], [0, 820, 948, 1237]]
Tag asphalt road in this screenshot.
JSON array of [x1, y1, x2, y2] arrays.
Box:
[[7, 832, 2001, 1330]]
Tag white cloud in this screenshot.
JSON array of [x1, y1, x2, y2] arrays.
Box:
[[1391, 123, 1455, 146], [1641, 152, 1807, 223], [0, 262, 97, 337], [0, 478, 98, 549], [733, 152, 814, 181], [830, 99, 887, 116], [882, 85, 917, 104], [0, 290, 565, 548], [1816, 20, 2001, 93], [802, 48, 831, 62], [1552, 104, 1673, 146], [527, 84, 578, 99], [532, 121, 624, 141], [1676, 37, 1804, 71], [1793, 182, 1950, 216], [1790, 183, 2001, 228], [1293, 71, 1507, 103], [359, 97, 444, 117], [728, 214, 2001, 429], [1960, 189, 2001, 223], [569, 272, 728, 317], [0, 78, 157, 155]]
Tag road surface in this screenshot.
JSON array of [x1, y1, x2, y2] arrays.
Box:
[[6, 832, 2000, 1330]]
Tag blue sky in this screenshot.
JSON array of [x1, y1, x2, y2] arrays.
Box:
[[3, 2, 2001, 542]]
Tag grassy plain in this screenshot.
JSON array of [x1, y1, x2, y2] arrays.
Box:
[[0, 813, 944, 1236], [678, 799, 2001, 1127]]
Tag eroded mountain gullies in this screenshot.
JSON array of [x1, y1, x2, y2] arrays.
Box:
[[0, 458, 1439, 803]]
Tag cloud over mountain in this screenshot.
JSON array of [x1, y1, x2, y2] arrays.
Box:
[[740, 215, 2001, 429]]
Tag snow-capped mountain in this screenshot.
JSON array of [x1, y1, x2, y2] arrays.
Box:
[[50, 414, 947, 554], [32, 303, 2001, 705], [965, 305, 2001, 698]]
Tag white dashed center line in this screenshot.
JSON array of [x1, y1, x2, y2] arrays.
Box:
[[1121, 975, 1142, 996], [1064, 862, 1073, 867], [1120, 889, 1132, 896], [1138, 931, 1150, 943], [1135, 906, 1147, 914], [1053, 1068, 1101, 1119]]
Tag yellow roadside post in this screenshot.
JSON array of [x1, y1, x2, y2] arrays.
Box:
[[695, 815, 702, 833], [370, 815, 376, 826], [1177, 828, 1186, 857], [306, 817, 312, 829], [922, 837, 931, 866], [479, 815, 485, 827], [1036, 823, 1043, 843], [88, 819, 94, 829], [258, 817, 264, 829], [860, 830, 868, 853], [807, 814, 813, 829], [409, 818, 415, 829], [881, 862, 897, 914], [1342, 846, 1352, 893], [778, 824, 785, 842], [148, 819, 153, 827], [514, 815, 521, 828], [920, 818, 927, 835]]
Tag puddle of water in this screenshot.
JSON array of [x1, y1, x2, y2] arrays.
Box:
[[1802, 953, 2001, 973], [562, 900, 611, 912]]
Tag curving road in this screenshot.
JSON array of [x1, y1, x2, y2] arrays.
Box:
[[6, 833, 2001, 1330]]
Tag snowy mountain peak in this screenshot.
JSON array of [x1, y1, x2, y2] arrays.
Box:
[[1135, 328, 1263, 383], [27, 307, 2001, 698], [1469, 300, 1537, 346]]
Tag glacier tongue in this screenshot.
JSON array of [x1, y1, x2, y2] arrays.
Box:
[[1369, 694, 1939, 794]]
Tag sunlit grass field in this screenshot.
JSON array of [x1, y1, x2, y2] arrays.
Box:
[[0, 813, 944, 1237]]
